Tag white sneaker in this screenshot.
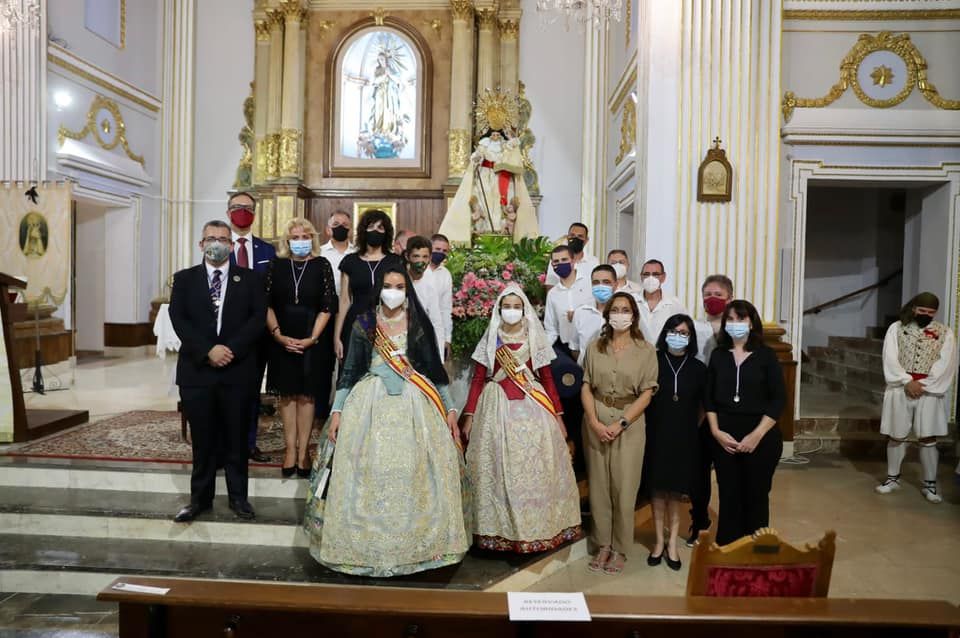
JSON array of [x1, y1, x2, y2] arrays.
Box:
[[921, 483, 943, 504], [875, 476, 901, 494]]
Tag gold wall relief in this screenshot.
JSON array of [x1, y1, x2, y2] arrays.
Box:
[[783, 9, 960, 21], [264, 132, 281, 180], [476, 8, 497, 30], [279, 0, 307, 22], [625, 0, 631, 50], [57, 95, 145, 167], [370, 7, 390, 26], [498, 19, 519, 40], [614, 98, 636, 165], [279, 128, 303, 177], [782, 31, 960, 122], [255, 19, 270, 40], [423, 18, 443, 38], [234, 90, 255, 188], [447, 128, 471, 176]]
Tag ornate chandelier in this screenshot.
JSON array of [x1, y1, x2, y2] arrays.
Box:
[[0, 0, 41, 34], [535, 0, 623, 30]]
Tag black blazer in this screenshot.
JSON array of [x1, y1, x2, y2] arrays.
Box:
[[169, 262, 267, 387]]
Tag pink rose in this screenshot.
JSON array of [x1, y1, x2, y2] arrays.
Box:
[[505, 262, 515, 270], [537, 273, 546, 284], [501, 271, 513, 281]]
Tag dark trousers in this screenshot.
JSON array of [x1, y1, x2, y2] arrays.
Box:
[[182, 383, 250, 505], [247, 334, 270, 450], [561, 394, 585, 474], [314, 315, 336, 420], [711, 413, 782, 546], [689, 422, 714, 531]]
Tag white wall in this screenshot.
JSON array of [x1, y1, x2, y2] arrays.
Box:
[[905, 183, 953, 307], [519, 1, 586, 242], [75, 201, 106, 351], [191, 0, 255, 243]]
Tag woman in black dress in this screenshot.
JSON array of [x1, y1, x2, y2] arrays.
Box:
[[704, 299, 786, 546], [333, 209, 404, 361], [645, 314, 706, 571], [265, 218, 336, 478]]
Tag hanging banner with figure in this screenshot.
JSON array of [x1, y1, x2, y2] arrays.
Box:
[[0, 181, 72, 308]]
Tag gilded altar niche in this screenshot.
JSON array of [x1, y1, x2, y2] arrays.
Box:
[[303, 9, 453, 192]]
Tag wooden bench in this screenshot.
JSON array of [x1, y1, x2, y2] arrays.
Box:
[[99, 577, 960, 638]]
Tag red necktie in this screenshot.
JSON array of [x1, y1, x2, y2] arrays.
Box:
[[237, 237, 249, 269]]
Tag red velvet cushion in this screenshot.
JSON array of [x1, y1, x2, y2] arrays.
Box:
[[705, 564, 818, 597]]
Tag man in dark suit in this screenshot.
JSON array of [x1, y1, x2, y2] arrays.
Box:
[[226, 191, 276, 463], [169, 219, 267, 522]]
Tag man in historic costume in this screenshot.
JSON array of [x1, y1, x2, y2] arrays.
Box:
[[439, 90, 538, 244], [876, 292, 957, 504]]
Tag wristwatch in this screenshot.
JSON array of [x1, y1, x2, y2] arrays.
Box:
[[619, 417, 629, 430]]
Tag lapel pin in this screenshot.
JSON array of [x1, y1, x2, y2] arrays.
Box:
[[233, 275, 241, 282]]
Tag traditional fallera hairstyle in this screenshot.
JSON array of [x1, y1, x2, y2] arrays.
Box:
[[715, 299, 765, 351], [899, 292, 940, 325], [355, 209, 395, 255], [276, 217, 322, 258], [472, 284, 555, 371], [338, 264, 449, 391], [656, 313, 700, 355], [596, 292, 645, 353]]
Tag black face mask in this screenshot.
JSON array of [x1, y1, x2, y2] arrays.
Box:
[[331, 226, 349, 242], [366, 230, 386, 247], [915, 314, 933, 328], [568, 237, 585, 254]]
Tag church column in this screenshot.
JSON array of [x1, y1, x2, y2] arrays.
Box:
[[278, 0, 307, 182], [159, 0, 197, 283], [475, 5, 499, 95], [252, 16, 271, 187], [0, 0, 46, 181], [580, 12, 607, 254], [446, 0, 475, 180], [497, 15, 520, 95], [264, 8, 285, 182]]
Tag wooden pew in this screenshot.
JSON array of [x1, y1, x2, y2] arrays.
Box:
[[99, 577, 960, 638]]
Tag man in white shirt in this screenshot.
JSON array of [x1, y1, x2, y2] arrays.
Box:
[[319, 210, 355, 296], [544, 222, 599, 290], [429, 233, 454, 359], [637, 258, 688, 344], [543, 245, 594, 349], [693, 274, 733, 364], [607, 249, 644, 300], [570, 265, 617, 363], [405, 235, 446, 360]]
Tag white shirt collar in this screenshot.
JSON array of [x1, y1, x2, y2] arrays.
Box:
[[321, 240, 355, 254], [231, 230, 252, 244], [205, 261, 228, 278]]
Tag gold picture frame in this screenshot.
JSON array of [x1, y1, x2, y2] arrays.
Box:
[[697, 138, 732, 203], [353, 201, 398, 229]]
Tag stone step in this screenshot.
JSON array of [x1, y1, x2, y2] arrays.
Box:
[[0, 461, 308, 499], [807, 357, 886, 389], [800, 370, 884, 403], [827, 335, 883, 355], [0, 533, 587, 596], [794, 431, 956, 457], [0, 487, 307, 547], [807, 345, 882, 371]]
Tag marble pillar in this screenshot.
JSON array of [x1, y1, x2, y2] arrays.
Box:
[[252, 18, 271, 187], [498, 17, 519, 95], [0, 0, 45, 181], [278, 0, 307, 181], [264, 8, 285, 181], [447, 0, 475, 180], [580, 19, 607, 253], [475, 7, 499, 95]]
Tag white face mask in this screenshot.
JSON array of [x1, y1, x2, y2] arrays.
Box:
[[642, 276, 661, 294], [380, 288, 406, 310], [500, 308, 523, 326], [608, 314, 633, 331], [611, 263, 628, 280]]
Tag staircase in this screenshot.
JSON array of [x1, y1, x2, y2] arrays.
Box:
[[0, 459, 585, 596], [797, 329, 955, 456]]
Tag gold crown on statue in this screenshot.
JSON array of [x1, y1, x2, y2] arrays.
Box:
[[475, 89, 521, 137]]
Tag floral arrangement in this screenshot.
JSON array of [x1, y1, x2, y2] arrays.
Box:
[[444, 235, 554, 358]]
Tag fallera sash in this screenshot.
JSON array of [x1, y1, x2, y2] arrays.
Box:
[[495, 339, 558, 417]]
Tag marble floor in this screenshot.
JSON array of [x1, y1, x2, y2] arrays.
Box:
[[3, 351, 959, 636]]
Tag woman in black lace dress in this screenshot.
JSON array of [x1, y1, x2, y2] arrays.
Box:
[[265, 218, 336, 477]]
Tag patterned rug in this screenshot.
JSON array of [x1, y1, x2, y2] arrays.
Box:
[[4, 410, 323, 466]]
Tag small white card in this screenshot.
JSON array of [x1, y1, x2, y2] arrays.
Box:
[[314, 468, 330, 498], [112, 582, 170, 595], [507, 592, 591, 622]]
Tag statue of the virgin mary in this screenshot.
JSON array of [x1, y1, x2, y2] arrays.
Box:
[[439, 90, 539, 245]]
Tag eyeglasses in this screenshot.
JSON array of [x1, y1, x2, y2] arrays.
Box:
[[667, 330, 690, 337], [203, 236, 231, 244]]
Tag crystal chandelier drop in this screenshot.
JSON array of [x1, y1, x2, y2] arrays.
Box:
[[535, 0, 623, 30], [0, 0, 41, 34]]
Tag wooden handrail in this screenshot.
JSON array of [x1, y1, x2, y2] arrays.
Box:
[[803, 269, 903, 316]]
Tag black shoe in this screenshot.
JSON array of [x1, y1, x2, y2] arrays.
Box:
[[249, 447, 270, 463], [297, 465, 311, 479], [665, 552, 682, 571], [173, 502, 211, 523], [281, 465, 296, 478], [686, 523, 709, 548], [228, 500, 256, 520], [647, 551, 663, 567]]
